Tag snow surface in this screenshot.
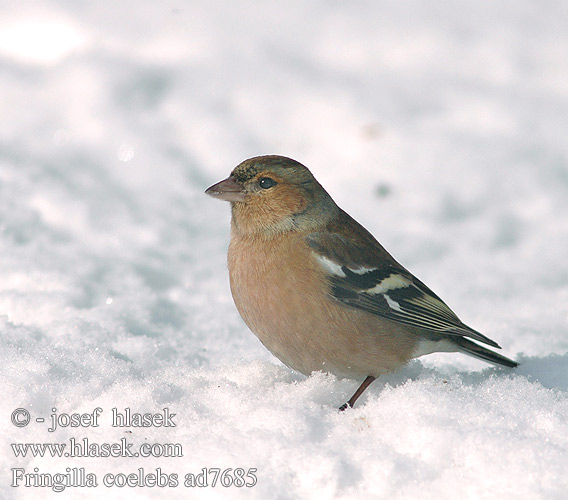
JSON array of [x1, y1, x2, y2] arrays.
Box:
[[1, 1, 568, 499]]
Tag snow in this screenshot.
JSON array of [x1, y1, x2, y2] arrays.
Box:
[[1, 1, 567, 499]]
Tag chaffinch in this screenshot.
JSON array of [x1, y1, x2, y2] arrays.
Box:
[[205, 155, 518, 410]]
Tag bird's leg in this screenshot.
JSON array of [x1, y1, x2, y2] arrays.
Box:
[[338, 375, 376, 411]]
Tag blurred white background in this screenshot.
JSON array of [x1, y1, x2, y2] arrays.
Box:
[[1, 2, 567, 499]]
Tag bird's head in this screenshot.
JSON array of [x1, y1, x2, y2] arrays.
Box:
[[205, 155, 337, 236]]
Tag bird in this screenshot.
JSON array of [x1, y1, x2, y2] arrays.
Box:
[[205, 155, 518, 410]]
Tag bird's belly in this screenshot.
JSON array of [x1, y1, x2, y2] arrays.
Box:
[[228, 237, 413, 378], [231, 275, 351, 376]]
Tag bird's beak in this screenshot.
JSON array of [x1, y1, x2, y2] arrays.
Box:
[[205, 176, 246, 203]]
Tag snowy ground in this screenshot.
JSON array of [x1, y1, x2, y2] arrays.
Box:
[[1, 1, 568, 499]]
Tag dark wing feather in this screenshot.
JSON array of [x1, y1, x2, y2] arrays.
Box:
[[306, 223, 501, 349]]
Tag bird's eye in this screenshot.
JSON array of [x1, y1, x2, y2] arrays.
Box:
[[258, 177, 277, 189]]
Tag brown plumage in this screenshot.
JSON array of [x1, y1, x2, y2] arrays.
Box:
[[205, 155, 518, 410]]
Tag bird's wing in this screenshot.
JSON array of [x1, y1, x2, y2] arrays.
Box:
[[306, 231, 500, 348]]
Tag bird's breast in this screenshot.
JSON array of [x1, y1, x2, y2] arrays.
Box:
[[227, 231, 414, 378], [228, 233, 326, 371]]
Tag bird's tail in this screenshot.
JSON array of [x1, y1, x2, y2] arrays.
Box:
[[453, 337, 518, 368]]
